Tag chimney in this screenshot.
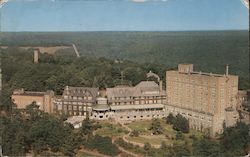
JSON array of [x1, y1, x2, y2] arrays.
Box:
[[159, 80, 163, 92], [225, 64, 229, 76], [34, 50, 39, 63], [65, 86, 70, 95]]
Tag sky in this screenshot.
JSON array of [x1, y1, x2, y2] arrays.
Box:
[[0, 0, 249, 32]]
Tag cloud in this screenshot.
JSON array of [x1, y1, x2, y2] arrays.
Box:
[[240, 0, 249, 9], [0, 0, 9, 8]]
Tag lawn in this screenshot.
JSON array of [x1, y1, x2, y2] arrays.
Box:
[[127, 119, 203, 147], [95, 121, 128, 137], [127, 120, 152, 135], [127, 135, 177, 146], [127, 119, 176, 137], [95, 119, 203, 148]]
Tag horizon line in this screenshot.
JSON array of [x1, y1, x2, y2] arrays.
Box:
[[0, 29, 249, 33]]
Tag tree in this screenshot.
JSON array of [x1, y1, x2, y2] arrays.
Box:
[[25, 102, 42, 122], [166, 113, 174, 124], [130, 130, 139, 137], [175, 131, 184, 140], [220, 122, 250, 156], [61, 133, 81, 156], [150, 119, 164, 135], [160, 141, 167, 150], [172, 114, 189, 133], [192, 138, 221, 157], [173, 143, 191, 157], [81, 118, 100, 139], [144, 142, 151, 152], [86, 135, 120, 156], [81, 118, 94, 135]]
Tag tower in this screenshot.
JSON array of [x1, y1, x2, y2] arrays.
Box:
[[225, 64, 229, 76], [34, 50, 39, 63]]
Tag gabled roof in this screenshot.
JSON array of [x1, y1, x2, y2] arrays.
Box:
[[63, 86, 98, 98], [106, 86, 134, 98], [135, 81, 159, 88], [107, 81, 165, 99], [134, 81, 160, 96]]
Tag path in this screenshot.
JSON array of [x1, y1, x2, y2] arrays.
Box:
[[119, 122, 161, 149], [112, 137, 143, 157], [93, 121, 142, 157], [72, 43, 80, 58], [77, 147, 111, 157]]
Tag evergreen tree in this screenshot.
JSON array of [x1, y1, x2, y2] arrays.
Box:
[[150, 119, 164, 135]]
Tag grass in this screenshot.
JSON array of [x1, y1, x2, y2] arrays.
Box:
[[95, 121, 128, 137], [127, 135, 176, 146], [76, 151, 96, 157], [94, 119, 203, 150], [127, 120, 152, 135], [127, 119, 176, 137], [127, 119, 203, 146]]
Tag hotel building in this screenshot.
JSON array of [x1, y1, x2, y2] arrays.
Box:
[[53, 86, 98, 116], [166, 64, 239, 136], [11, 88, 54, 113]]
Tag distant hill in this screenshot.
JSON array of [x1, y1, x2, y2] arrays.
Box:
[[0, 31, 249, 88]]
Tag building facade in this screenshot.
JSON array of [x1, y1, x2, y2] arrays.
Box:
[[11, 64, 243, 136], [105, 81, 167, 121], [11, 88, 54, 113], [90, 97, 111, 120], [237, 90, 250, 124], [53, 86, 98, 116], [166, 64, 239, 136]]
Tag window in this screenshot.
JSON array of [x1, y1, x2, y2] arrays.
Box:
[[79, 106, 82, 111], [73, 105, 77, 110], [63, 105, 67, 110], [68, 106, 72, 111], [57, 104, 62, 110]]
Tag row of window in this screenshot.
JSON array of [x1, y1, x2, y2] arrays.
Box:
[[56, 104, 88, 111], [57, 110, 86, 116], [119, 114, 165, 119], [113, 96, 165, 100], [56, 101, 92, 105], [63, 95, 93, 100]]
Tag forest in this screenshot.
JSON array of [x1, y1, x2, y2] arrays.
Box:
[[0, 31, 249, 89]]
